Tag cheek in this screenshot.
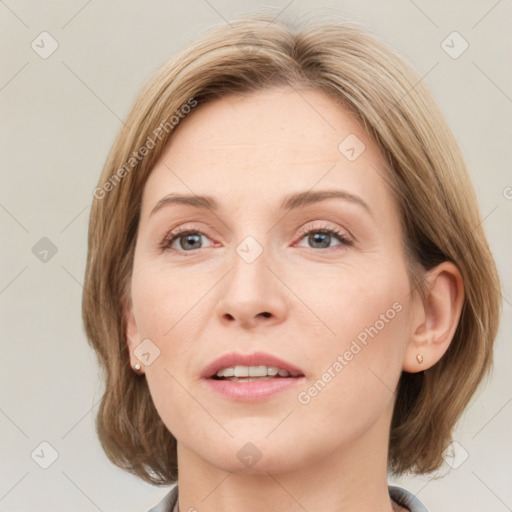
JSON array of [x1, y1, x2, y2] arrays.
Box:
[[130, 261, 212, 426], [293, 263, 411, 406], [130, 259, 205, 338], [297, 259, 410, 353]]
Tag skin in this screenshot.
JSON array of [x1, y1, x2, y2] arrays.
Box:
[[125, 86, 464, 512]]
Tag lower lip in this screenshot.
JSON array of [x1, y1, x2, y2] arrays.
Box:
[[203, 376, 306, 401]]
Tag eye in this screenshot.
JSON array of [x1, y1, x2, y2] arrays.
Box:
[[159, 223, 353, 254], [295, 224, 353, 250], [159, 227, 214, 252]]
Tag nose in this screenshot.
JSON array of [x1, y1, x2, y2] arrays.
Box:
[[216, 239, 288, 329]]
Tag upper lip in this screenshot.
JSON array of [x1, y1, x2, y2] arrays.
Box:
[[201, 351, 305, 378]]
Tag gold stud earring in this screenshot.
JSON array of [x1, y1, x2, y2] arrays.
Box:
[[416, 353, 424, 364]]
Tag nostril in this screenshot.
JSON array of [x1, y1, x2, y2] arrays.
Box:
[[260, 312, 271, 318]]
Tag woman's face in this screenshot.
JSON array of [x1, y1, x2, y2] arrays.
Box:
[[127, 86, 417, 474]]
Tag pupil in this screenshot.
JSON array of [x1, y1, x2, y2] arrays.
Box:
[[182, 234, 201, 250], [310, 232, 329, 248]]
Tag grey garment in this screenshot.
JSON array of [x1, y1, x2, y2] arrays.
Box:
[[389, 486, 429, 511], [146, 484, 178, 512], [146, 484, 428, 512]]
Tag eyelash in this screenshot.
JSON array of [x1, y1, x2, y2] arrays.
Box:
[[295, 224, 353, 250], [159, 223, 353, 254]]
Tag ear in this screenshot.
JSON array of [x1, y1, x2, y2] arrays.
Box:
[[124, 298, 144, 373], [403, 261, 464, 373]]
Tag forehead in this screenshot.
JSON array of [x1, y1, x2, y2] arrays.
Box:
[[141, 86, 394, 217]]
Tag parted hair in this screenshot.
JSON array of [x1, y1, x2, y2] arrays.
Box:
[[82, 14, 502, 485]]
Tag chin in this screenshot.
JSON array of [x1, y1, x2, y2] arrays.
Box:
[[195, 433, 311, 476]]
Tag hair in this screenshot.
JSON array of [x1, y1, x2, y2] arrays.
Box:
[[82, 14, 502, 485]]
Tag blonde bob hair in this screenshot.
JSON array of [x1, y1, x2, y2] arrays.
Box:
[[82, 15, 502, 484]]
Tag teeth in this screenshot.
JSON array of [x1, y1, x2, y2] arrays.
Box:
[[223, 376, 275, 382], [216, 365, 291, 378]]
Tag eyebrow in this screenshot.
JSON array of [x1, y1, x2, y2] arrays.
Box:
[[150, 189, 373, 218]]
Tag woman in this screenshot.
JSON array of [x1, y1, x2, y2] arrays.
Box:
[[82, 15, 501, 512]]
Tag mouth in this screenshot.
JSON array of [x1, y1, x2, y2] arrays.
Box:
[[201, 351, 305, 401], [211, 364, 299, 381], [201, 351, 305, 380]]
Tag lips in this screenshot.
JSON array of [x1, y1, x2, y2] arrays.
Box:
[[200, 351, 305, 379]]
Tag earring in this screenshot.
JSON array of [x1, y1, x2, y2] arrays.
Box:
[[416, 353, 424, 364], [134, 363, 141, 371]]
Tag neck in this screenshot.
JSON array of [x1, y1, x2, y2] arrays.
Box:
[[174, 406, 400, 512]]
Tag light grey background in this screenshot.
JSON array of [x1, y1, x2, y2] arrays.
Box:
[[1, 1, 511, 511]]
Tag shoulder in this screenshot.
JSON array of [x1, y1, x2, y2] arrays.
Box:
[[146, 484, 178, 512], [146, 484, 428, 512], [389, 485, 429, 512]]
